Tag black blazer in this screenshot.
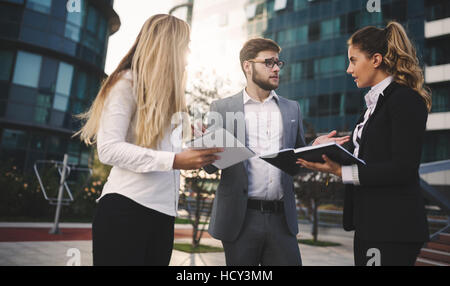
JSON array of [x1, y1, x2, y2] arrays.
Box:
[[343, 81, 429, 242]]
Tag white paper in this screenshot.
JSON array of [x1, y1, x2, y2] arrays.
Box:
[[185, 127, 255, 169]]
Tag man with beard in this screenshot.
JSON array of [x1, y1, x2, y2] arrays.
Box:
[[203, 38, 348, 265]]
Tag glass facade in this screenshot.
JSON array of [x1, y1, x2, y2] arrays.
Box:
[[0, 0, 110, 67], [0, 0, 119, 170], [245, 0, 449, 164]]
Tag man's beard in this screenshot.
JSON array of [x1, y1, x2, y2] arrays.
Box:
[[252, 69, 278, 91]]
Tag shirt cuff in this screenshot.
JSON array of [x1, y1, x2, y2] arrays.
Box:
[[341, 165, 360, 185], [154, 151, 176, 171]]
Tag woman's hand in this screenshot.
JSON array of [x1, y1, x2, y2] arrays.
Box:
[[296, 155, 342, 177], [191, 122, 206, 138], [312, 130, 350, 146], [173, 148, 224, 170]]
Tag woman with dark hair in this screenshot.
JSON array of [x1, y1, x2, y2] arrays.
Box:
[[297, 21, 431, 266]]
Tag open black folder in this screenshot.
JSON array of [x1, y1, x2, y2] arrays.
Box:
[[259, 142, 366, 176]]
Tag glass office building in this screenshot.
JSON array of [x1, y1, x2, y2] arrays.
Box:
[[0, 0, 120, 170], [243, 0, 449, 165]]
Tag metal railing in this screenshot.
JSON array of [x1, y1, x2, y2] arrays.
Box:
[[419, 160, 450, 239], [34, 154, 92, 234]]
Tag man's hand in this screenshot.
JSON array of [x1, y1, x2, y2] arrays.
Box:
[[312, 130, 350, 146]]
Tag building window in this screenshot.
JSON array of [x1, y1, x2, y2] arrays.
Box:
[[320, 17, 340, 40], [295, 25, 308, 45], [12, 51, 42, 88], [274, 0, 287, 12], [26, 0, 52, 14], [66, 0, 84, 26], [65, 0, 84, 42], [64, 23, 81, 42], [266, 1, 275, 18], [73, 70, 87, 100], [3, 0, 25, 3], [0, 50, 14, 81], [308, 22, 320, 42], [86, 4, 98, 34], [293, 0, 308, 11], [55, 62, 74, 96], [38, 57, 58, 93], [430, 82, 450, 113], [291, 62, 304, 82], [53, 94, 69, 111], [246, 3, 257, 20], [422, 131, 450, 163], [53, 62, 73, 112], [1, 129, 28, 149], [34, 93, 51, 124]]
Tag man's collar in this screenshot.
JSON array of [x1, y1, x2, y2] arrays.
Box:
[[243, 88, 279, 104]]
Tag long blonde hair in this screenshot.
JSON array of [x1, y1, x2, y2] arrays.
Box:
[[74, 14, 190, 148], [348, 21, 432, 112]]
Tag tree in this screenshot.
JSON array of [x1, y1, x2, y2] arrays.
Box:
[[180, 69, 225, 249], [294, 171, 341, 242], [180, 169, 219, 248]]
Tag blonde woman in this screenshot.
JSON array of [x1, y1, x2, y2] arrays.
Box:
[[297, 22, 431, 266], [75, 15, 222, 266]]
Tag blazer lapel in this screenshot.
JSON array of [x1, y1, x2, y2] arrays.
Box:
[[277, 97, 291, 150], [229, 91, 247, 146], [359, 81, 398, 154]]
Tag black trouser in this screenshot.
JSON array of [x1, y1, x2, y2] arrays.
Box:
[[354, 235, 424, 266], [92, 193, 175, 266]]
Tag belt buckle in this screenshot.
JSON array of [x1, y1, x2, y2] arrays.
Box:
[[260, 201, 274, 213]]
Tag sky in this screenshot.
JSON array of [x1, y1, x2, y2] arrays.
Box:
[[104, 1, 174, 75], [104, 0, 247, 97]]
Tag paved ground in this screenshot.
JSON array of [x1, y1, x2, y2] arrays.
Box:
[[0, 222, 354, 266]]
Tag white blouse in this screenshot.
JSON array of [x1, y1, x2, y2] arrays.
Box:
[[96, 70, 182, 217], [342, 76, 393, 185]]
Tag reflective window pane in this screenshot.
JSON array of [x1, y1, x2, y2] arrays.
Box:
[[64, 22, 81, 42], [49, 109, 65, 126], [5, 102, 34, 122], [66, 0, 84, 26], [26, 0, 52, 14], [3, 0, 25, 3], [53, 94, 69, 111], [12, 51, 42, 88], [9, 84, 37, 105], [86, 5, 98, 33], [34, 106, 49, 124], [36, 93, 52, 107], [1, 129, 28, 149], [0, 50, 14, 81], [55, 62, 74, 96], [74, 71, 87, 99], [98, 16, 107, 41], [38, 57, 58, 92], [30, 132, 46, 151]]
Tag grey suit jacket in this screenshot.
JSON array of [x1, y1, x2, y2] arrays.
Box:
[[204, 91, 306, 242]]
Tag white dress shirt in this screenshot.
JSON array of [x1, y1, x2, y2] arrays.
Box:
[[342, 76, 394, 185], [243, 88, 284, 200], [96, 70, 182, 216]]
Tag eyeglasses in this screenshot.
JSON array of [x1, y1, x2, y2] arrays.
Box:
[[248, 57, 285, 69]]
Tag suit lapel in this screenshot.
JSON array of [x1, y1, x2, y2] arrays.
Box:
[[277, 97, 291, 150], [229, 91, 247, 146], [359, 81, 398, 154]]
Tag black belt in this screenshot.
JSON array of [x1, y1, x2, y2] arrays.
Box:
[[247, 199, 284, 213]]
